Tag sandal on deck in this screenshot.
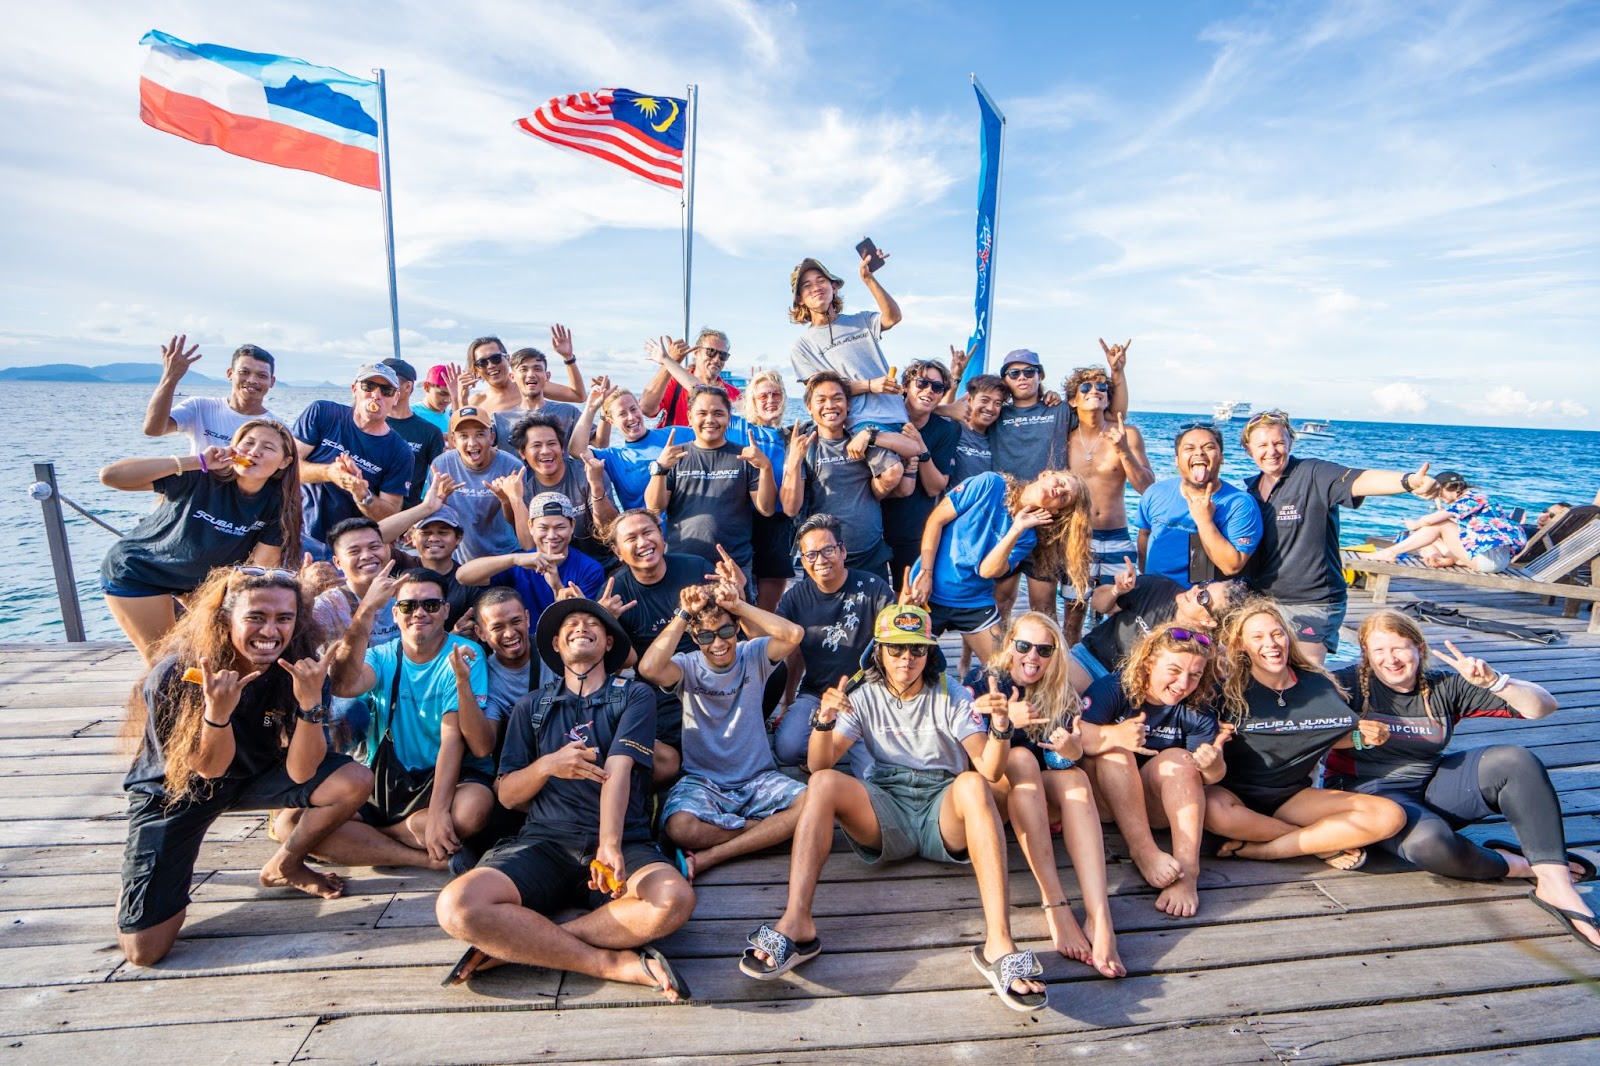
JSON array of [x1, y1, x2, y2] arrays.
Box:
[[1484, 838, 1598, 883], [739, 923, 821, 980], [639, 945, 692, 1001], [970, 946, 1048, 1013], [442, 945, 490, 986], [1528, 891, 1600, 954], [673, 847, 697, 883], [1318, 848, 1367, 871]]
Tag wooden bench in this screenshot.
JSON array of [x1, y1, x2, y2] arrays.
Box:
[[1341, 548, 1600, 633]]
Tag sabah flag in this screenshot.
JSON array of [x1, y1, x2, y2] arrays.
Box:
[[138, 29, 380, 190]]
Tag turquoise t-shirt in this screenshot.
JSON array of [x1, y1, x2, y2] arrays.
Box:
[[363, 634, 492, 774], [917, 471, 1036, 609]]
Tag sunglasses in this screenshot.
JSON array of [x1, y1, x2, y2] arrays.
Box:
[[882, 644, 929, 658], [357, 380, 397, 397], [395, 598, 445, 615], [234, 566, 296, 580], [1011, 638, 1056, 658], [474, 352, 507, 369], [1169, 627, 1213, 647], [1192, 585, 1214, 610], [1077, 381, 1111, 394], [912, 376, 949, 395], [696, 347, 729, 361], [799, 543, 841, 564], [1003, 367, 1040, 380], [692, 623, 738, 645]]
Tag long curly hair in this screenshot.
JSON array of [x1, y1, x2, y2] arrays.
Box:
[[122, 566, 324, 803], [985, 611, 1079, 742], [1353, 609, 1436, 724], [1119, 621, 1222, 712], [1004, 470, 1092, 596], [1217, 597, 1345, 724], [234, 418, 302, 563]]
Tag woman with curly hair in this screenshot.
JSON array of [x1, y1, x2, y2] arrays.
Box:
[[910, 468, 1091, 663], [117, 566, 373, 967], [1206, 598, 1405, 871], [968, 611, 1123, 977], [1078, 623, 1226, 918], [1326, 611, 1596, 951], [100, 418, 304, 664]]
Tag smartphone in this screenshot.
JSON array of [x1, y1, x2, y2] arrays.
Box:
[[855, 237, 885, 273]]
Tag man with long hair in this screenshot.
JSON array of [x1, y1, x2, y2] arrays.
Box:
[[117, 567, 372, 966]]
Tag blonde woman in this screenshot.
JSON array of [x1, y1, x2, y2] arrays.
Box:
[[1207, 598, 1405, 870], [1078, 623, 1227, 918], [733, 368, 794, 611], [970, 611, 1123, 978], [1327, 611, 1596, 951]]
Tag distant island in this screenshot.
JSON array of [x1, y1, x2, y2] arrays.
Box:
[[0, 362, 333, 388]]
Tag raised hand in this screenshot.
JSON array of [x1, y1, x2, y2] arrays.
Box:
[[1436, 640, 1499, 688], [1104, 412, 1129, 453], [658, 428, 688, 470], [712, 579, 744, 612], [710, 543, 743, 589], [739, 443, 772, 471], [1099, 337, 1132, 376], [443, 363, 470, 408], [1013, 505, 1055, 530], [584, 375, 613, 411], [1113, 556, 1138, 596], [1107, 712, 1157, 756], [949, 341, 976, 384], [448, 643, 477, 681], [299, 552, 343, 598], [555, 580, 584, 600], [817, 674, 854, 725], [198, 655, 262, 722], [858, 245, 889, 279], [1190, 722, 1232, 775], [643, 336, 669, 366], [159, 334, 202, 381], [595, 577, 637, 618], [581, 448, 608, 483], [427, 471, 462, 507], [788, 421, 816, 462], [488, 471, 521, 504], [278, 653, 331, 708], [897, 567, 916, 605], [1183, 481, 1217, 523], [550, 323, 575, 361], [973, 675, 1011, 722], [359, 560, 403, 613]]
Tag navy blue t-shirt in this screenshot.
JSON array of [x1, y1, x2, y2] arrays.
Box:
[[1080, 673, 1218, 760], [293, 401, 414, 557], [101, 470, 285, 594]]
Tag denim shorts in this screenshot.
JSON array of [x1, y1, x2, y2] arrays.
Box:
[[848, 765, 965, 866]]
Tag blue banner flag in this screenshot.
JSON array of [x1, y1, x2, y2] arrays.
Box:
[[962, 77, 1005, 388]]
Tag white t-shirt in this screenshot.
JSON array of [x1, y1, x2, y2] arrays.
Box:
[[171, 396, 286, 454]]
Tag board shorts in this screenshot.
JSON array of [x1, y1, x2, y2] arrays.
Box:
[[101, 577, 186, 598], [847, 765, 967, 866], [1282, 598, 1348, 654], [927, 601, 1001, 637], [118, 752, 354, 932], [478, 834, 672, 914], [357, 765, 495, 829], [661, 770, 805, 831]]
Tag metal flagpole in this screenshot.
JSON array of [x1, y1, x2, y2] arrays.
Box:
[[374, 68, 402, 361], [971, 73, 1005, 369], [681, 83, 699, 341]]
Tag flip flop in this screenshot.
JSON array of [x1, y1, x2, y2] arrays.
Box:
[[1528, 891, 1600, 954], [1484, 838, 1598, 883], [739, 923, 821, 980], [442, 945, 490, 987], [1318, 848, 1367, 871], [673, 847, 697, 884], [639, 945, 692, 1002], [970, 946, 1048, 1013]]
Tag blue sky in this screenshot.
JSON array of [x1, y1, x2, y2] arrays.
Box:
[[2, 1, 1597, 427]]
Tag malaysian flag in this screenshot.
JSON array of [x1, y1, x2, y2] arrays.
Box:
[[515, 88, 687, 191]]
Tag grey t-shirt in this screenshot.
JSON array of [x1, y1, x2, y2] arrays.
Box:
[[670, 637, 778, 786], [484, 653, 545, 724], [989, 401, 1073, 481], [170, 396, 286, 454], [429, 448, 525, 561], [835, 675, 984, 774], [522, 456, 612, 564], [662, 442, 761, 569], [952, 424, 994, 486], [800, 436, 899, 565], [313, 586, 399, 649], [788, 310, 904, 428], [494, 400, 582, 450]]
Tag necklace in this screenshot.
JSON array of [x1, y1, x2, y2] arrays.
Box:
[[1264, 669, 1297, 707], [1076, 426, 1104, 462]]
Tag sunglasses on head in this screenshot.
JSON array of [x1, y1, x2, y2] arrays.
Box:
[[474, 352, 506, 369], [1169, 627, 1213, 647], [1012, 638, 1056, 658], [692, 623, 738, 645], [882, 643, 929, 658], [1077, 380, 1110, 394], [234, 565, 296, 580], [357, 380, 397, 397], [1003, 367, 1040, 380], [912, 376, 949, 394], [395, 598, 445, 615]]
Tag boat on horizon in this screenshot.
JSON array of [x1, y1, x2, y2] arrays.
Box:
[[1298, 419, 1336, 438], [1213, 400, 1252, 422]]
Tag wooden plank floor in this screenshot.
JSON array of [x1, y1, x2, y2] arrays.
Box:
[[1, 579, 1596, 1064]]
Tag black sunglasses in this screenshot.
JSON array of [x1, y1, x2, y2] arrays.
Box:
[[1169, 627, 1213, 647], [474, 352, 507, 369], [692, 623, 738, 645], [357, 380, 397, 397], [1011, 638, 1056, 659], [1077, 381, 1111, 394], [395, 598, 445, 615], [882, 644, 929, 658], [1003, 367, 1040, 380], [913, 376, 949, 394], [696, 347, 729, 361], [1191, 585, 1214, 610]]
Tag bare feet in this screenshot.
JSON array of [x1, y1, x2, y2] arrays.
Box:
[[1042, 901, 1092, 964], [443, 946, 505, 985], [1130, 846, 1182, 889], [1155, 875, 1199, 918], [1423, 555, 1462, 569], [259, 855, 346, 899], [638, 950, 688, 1003], [1368, 548, 1401, 563], [1218, 839, 1247, 859], [1083, 914, 1126, 978]]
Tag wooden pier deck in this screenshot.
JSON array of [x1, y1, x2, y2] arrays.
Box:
[[1, 578, 1596, 1064]]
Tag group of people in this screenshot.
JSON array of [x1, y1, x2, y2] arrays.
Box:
[[104, 247, 1597, 1011]]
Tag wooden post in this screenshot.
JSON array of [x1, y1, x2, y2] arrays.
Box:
[[1369, 573, 1391, 606], [32, 462, 87, 642]]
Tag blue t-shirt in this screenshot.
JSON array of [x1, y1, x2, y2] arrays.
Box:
[[427, 448, 524, 561], [1079, 674, 1218, 758], [916, 472, 1036, 610], [363, 634, 492, 775], [725, 418, 788, 492], [293, 400, 414, 557], [492, 549, 606, 617], [1132, 478, 1263, 586], [594, 427, 673, 511]]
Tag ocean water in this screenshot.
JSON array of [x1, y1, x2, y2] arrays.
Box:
[[3, 381, 1594, 642]]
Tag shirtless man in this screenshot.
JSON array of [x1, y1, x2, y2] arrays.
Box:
[[458, 330, 584, 417]]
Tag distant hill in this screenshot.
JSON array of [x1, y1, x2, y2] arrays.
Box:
[[0, 362, 227, 385]]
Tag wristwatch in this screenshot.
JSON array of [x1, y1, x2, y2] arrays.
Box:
[[358, 490, 376, 507], [988, 720, 1016, 741], [916, 450, 931, 463], [648, 461, 666, 478], [1400, 472, 1414, 493], [673, 607, 694, 624], [809, 706, 837, 732], [296, 704, 331, 724]]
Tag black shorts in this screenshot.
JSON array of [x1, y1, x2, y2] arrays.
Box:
[[479, 834, 671, 914], [927, 601, 1001, 637], [358, 765, 495, 829], [118, 752, 354, 933], [751, 511, 797, 581], [1225, 777, 1313, 816], [652, 688, 683, 750]]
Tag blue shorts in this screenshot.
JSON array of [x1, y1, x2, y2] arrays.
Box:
[[1283, 598, 1348, 654], [101, 577, 183, 598], [1069, 642, 1112, 682], [845, 419, 905, 435], [662, 770, 805, 831]]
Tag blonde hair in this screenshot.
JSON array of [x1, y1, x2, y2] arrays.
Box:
[[1218, 597, 1346, 723], [1004, 471, 1092, 597], [601, 387, 639, 422], [1240, 409, 1296, 449], [986, 612, 1079, 742], [1119, 622, 1221, 712], [1354, 609, 1436, 724], [736, 368, 787, 426]]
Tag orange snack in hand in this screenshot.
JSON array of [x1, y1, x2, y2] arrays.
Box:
[[589, 859, 622, 894], [232, 455, 255, 468], [182, 667, 204, 684]]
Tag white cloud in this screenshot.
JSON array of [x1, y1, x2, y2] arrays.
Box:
[[1373, 382, 1429, 415], [1464, 385, 1589, 420]]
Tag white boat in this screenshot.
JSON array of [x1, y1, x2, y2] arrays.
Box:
[[1298, 420, 1335, 438], [1213, 400, 1252, 422]]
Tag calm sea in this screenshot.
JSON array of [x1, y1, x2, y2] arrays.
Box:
[[3, 382, 1594, 642]]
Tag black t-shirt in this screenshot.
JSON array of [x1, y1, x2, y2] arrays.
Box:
[[1080, 574, 1182, 673], [101, 470, 286, 594], [499, 677, 657, 845], [612, 553, 707, 657], [124, 655, 310, 796], [962, 666, 1082, 771], [1222, 672, 1356, 801], [1245, 457, 1366, 605], [1081, 673, 1217, 757], [388, 414, 446, 510], [663, 442, 761, 569], [776, 569, 893, 698], [882, 413, 960, 547], [1325, 666, 1514, 786], [389, 549, 480, 630]]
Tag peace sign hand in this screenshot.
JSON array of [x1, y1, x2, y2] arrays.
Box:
[[198, 655, 263, 722], [1437, 640, 1499, 688]]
